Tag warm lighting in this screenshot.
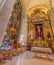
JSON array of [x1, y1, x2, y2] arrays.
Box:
[[20, 35, 24, 42], [4, 32, 7, 35], [27, 6, 48, 17]]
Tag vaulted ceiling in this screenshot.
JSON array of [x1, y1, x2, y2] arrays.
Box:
[[21, 0, 52, 13], [0, 0, 53, 13]]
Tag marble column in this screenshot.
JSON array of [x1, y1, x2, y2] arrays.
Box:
[[19, 13, 28, 46]]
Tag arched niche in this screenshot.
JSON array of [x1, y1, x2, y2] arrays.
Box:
[[27, 6, 53, 47]]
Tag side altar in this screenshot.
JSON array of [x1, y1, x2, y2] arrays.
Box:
[[27, 7, 54, 53]]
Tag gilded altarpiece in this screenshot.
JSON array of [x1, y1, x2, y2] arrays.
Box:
[[28, 8, 54, 49]]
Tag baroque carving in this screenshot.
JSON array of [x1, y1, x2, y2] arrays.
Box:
[[6, 0, 22, 40]]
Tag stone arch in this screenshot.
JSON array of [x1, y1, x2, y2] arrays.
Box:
[[27, 5, 49, 16]]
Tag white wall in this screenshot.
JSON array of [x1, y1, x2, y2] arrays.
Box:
[[52, 0, 54, 8], [21, 0, 31, 11], [21, 0, 51, 13], [0, 0, 7, 11], [50, 0, 54, 33]]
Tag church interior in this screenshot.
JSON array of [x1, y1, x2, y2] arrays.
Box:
[[0, 0, 54, 65]]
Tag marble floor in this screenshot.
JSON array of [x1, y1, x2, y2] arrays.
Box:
[[4, 51, 54, 65]]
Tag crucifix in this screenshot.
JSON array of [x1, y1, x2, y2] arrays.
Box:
[[36, 25, 41, 39], [35, 23, 44, 40], [36, 25, 40, 34]]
